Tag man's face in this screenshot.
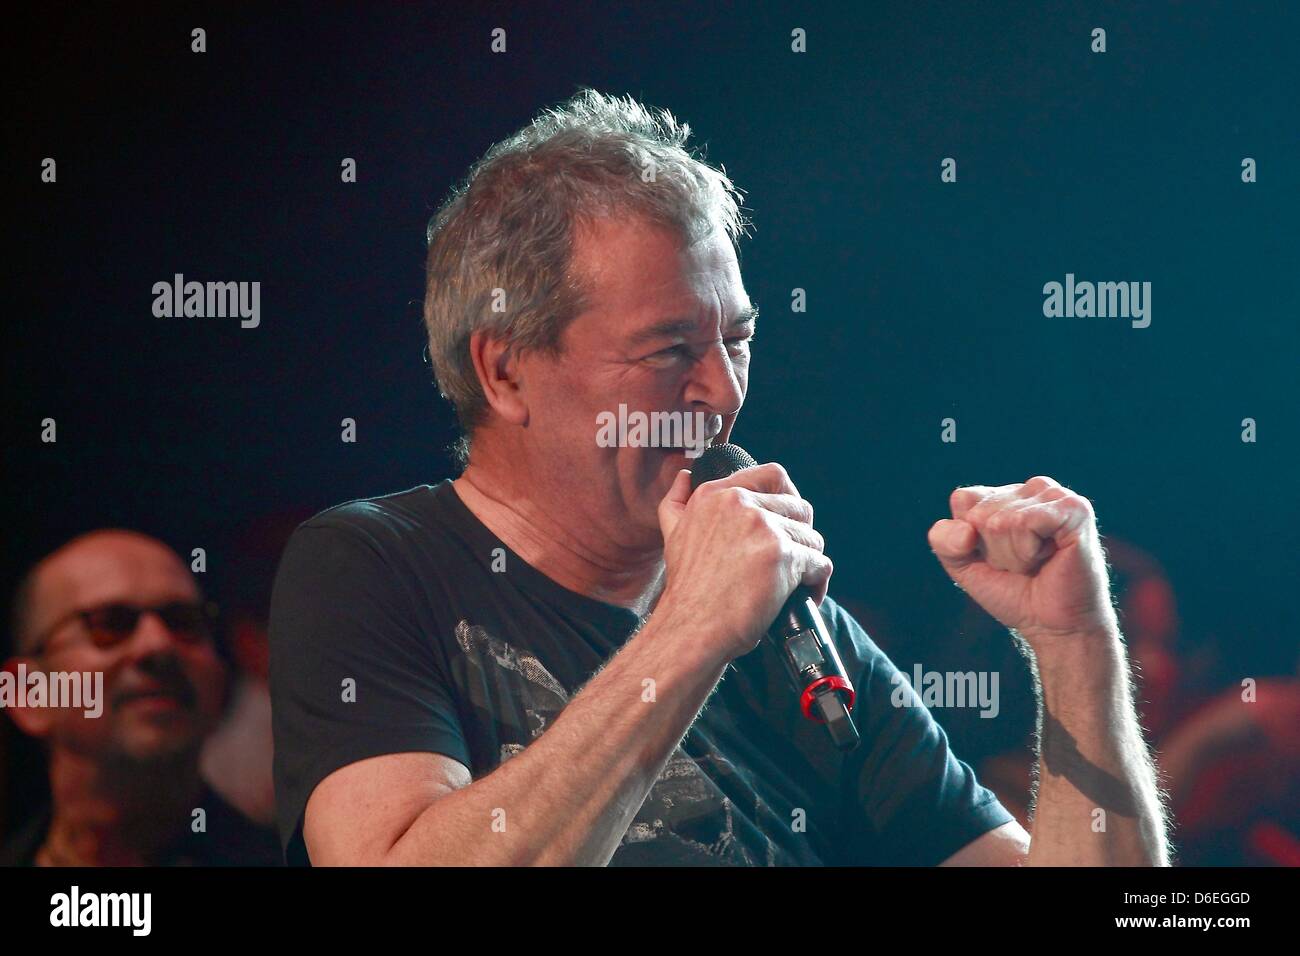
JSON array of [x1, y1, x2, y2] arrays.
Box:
[[13, 532, 226, 764], [513, 217, 753, 546]]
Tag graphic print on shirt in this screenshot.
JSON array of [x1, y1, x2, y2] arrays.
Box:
[[453, 620, 798, 864]]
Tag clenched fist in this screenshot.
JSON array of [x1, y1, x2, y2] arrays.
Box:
[[927, 476, 1119, 646], [657, 464, 833, 663]]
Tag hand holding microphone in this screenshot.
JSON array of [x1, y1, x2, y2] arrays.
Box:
[[657, 449, 831, 661], [656, 443, 859, 750]]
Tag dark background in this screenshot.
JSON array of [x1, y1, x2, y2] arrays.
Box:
[[5, 2, 1297, 856]]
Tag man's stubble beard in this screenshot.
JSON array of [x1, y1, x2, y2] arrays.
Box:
[[104, 728, 205, 775], [104, 706, 212, 768]]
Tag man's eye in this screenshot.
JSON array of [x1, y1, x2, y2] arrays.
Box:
[[643, 337, 751, 367], [643, 345, 692, 366]]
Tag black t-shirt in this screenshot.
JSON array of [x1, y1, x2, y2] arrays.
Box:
[[0, 783, 282, 866], [269, 480, 1012, 866]]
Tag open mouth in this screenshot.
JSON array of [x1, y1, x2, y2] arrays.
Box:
[[704, 415, 724, 441], [597, 407, 724, 455], [695, 417, 724, 452], [682, 415, 723, 450]]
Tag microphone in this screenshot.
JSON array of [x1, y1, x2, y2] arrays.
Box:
[[689, 443, 860, 751]]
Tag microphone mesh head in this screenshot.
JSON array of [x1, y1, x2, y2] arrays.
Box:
[[690, 442, 759, 490]]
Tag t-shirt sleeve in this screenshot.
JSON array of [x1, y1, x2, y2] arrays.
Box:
[[268, 513, 471, 865], [823, 599, 1015, 865]]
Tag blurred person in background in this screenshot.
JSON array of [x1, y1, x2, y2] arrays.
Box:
[[1158, 668, 1300, 866], [1, 530, 281, 866]]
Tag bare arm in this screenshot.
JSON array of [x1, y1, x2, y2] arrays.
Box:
[[1022, 627, 1169, 865], [928, 476, 1170, 866], [935, 634, 1166, 869], [305, 605, 728, 866]]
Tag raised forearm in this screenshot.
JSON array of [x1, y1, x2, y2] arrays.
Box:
[[385, 609, 728, 866], [1021, 626, 1170, 866]]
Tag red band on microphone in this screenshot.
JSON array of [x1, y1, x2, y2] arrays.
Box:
[[800, 675, 855, 722]]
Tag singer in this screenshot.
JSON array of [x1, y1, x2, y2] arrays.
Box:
[[268, 90, 1168, 866]]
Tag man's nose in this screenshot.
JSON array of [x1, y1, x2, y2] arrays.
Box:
[[122, 611, 184, 659], [686, 341, 744, 417]]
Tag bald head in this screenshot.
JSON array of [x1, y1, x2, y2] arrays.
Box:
[[12, 530, 198, 657], [6, 529, 226, 767]]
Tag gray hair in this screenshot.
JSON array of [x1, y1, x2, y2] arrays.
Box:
[[422, 88, 751, 464]]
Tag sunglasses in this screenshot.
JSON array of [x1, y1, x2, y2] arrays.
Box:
[[31, 601, 219, 655]]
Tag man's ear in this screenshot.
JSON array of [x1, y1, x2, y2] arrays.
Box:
[[1, 657, 55, 738], [468, 330, 529, 427]]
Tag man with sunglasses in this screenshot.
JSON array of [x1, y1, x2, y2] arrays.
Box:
[[2, 529, 281, 866]]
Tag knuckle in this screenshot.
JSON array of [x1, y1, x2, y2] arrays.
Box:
[[719, 485, 748, 507], [763, 461, 792, 488], [760, 533, 786, 564], [1065, 493, 1095, 517]]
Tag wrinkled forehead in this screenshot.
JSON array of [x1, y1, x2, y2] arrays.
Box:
[[29, 533, 198, 631], [569, 217, 748, 330]]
